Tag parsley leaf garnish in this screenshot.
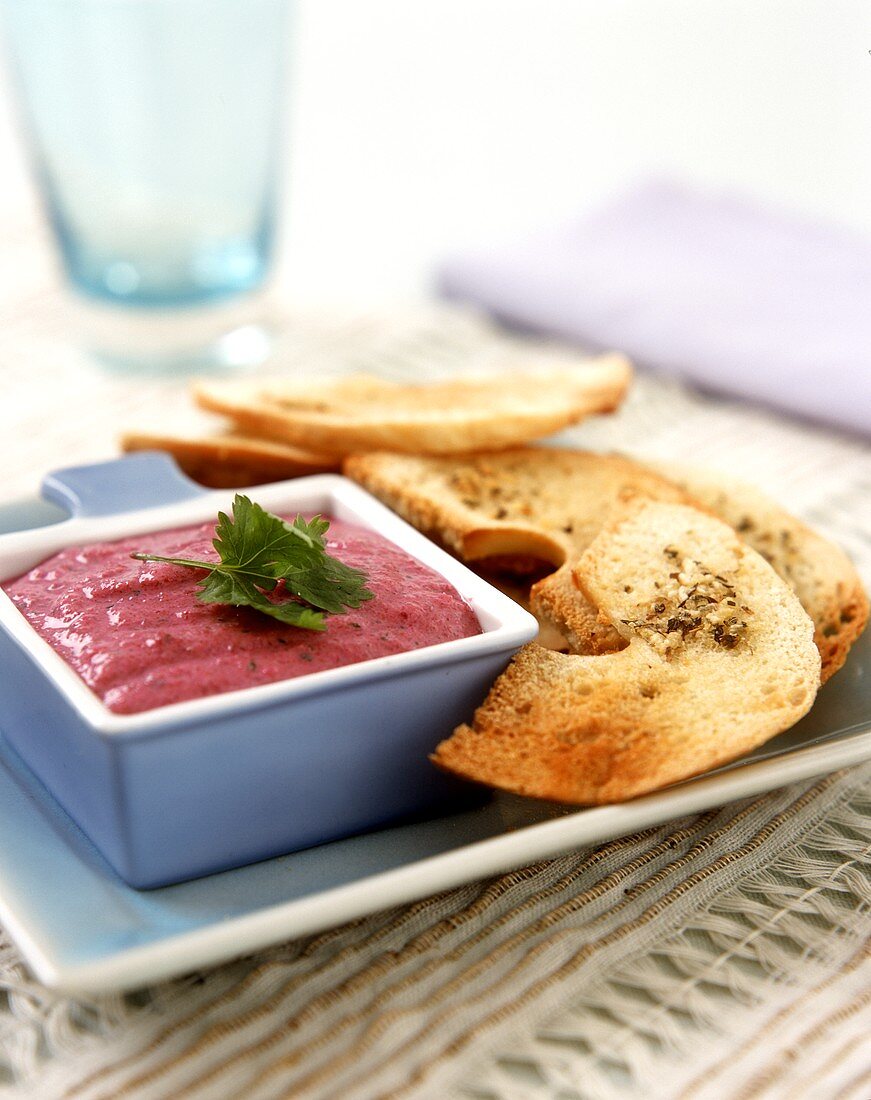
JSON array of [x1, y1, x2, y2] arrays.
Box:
[[131, 495, 373, 630]]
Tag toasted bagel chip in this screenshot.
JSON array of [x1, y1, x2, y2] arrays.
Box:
[[433, 501, 821, 804], [192, 355, 632, 457], [121, 430, 339, 488]]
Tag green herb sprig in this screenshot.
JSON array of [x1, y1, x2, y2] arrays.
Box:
[[131, 495, 373, 630]]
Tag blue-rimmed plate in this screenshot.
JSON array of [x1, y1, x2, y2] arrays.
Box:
[[0, 493, 869, 994]]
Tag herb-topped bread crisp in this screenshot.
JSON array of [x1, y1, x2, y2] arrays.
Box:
[[432, 500, 822, 803]]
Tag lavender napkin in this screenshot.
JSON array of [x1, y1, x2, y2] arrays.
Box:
[[440, 181, 871, 437]]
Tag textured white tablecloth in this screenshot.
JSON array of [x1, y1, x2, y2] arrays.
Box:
[[0, 230, 869, 1099]]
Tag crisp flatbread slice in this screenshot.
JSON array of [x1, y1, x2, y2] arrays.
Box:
[[121, 430, 339, 488], [343, 447, 687, 564], [433, 500, 821, 804], [192, 356, 632, 456]]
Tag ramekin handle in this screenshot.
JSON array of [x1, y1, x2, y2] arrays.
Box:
[[41, 453, 206, 518]]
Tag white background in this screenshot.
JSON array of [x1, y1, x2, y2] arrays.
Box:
[[1, 0, 870, 300]]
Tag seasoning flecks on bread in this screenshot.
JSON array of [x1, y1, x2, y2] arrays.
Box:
[[432, 501, 821, 804], [343, 447, 688, 564], [656, 464, 869, 683]]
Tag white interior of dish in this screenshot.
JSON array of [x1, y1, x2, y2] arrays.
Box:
[[0, 476, 538, 735]]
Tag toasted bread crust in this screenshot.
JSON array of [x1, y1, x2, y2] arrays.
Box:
[[192, 356, 632, 457], [530, 562, 626, 655], [121, 431, 339, 488], [433, 501, 821, 804]]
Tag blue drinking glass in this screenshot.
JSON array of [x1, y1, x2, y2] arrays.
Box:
[[1, 0, 288, 311]]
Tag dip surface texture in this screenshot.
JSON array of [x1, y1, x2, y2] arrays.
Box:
[[4, 516, 481, 714]]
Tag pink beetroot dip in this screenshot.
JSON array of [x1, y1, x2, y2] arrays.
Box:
[[3, 516, 481, 715]]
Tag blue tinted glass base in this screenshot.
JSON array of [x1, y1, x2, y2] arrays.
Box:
[[57, 229, 274, 310]]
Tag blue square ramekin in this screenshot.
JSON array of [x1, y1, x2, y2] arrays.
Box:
[[0, 454, 537, 887]]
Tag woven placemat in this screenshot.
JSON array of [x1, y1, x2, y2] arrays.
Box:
[[0, 272, 869, 1099]]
